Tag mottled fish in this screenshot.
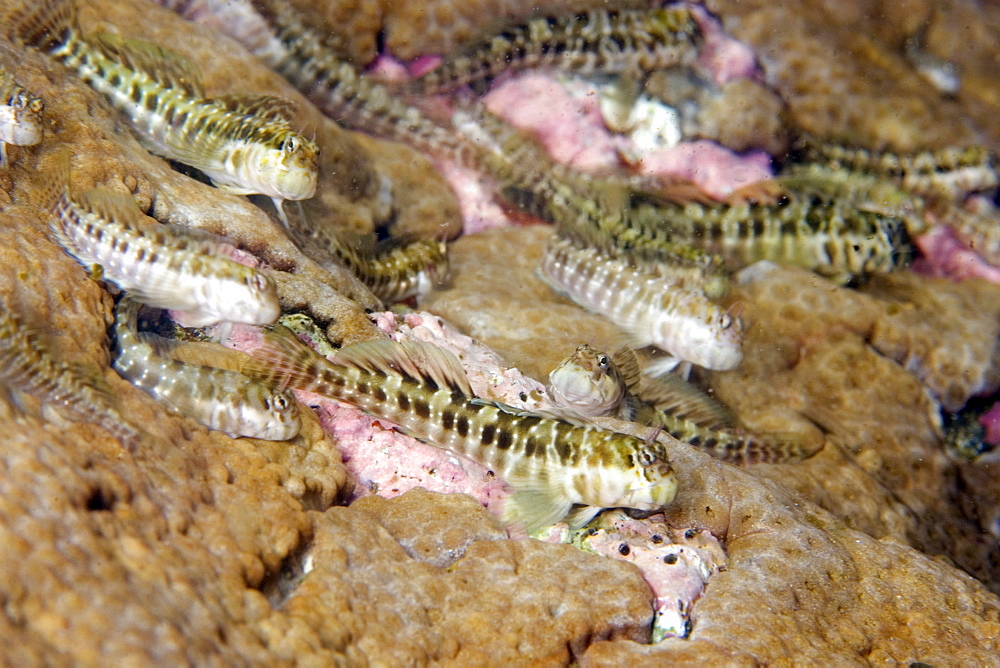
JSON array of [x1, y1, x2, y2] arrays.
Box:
[[409, 6, 703, 95], [0, 296, 139, 447], [242, 326, 678, 530], [112, 297, 300, 440], [47, 177, 280, 327], [538, 234, 743, 373], [11, 0, 318, 225], [0, 64, 43, 167], [549, 345, 822, 465]]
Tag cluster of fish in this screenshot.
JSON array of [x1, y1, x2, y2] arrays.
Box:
[[0, 0, 461, 446], [548, 345, 820, 465]]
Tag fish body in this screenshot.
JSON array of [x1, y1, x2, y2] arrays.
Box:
[[12, 0, 318, 210], [0, 298, 139, 446], [243, 327, 678, 530], [222, 0, 478, 165], [538, 234, 743, 372], [289, 217, 449, 303], [638, 193, 912, 283], [548, 345, 821, 465], [112, 297, 300, 440], [49, 185, 280, 327], [0, 67, 44, 166], [798, 139, 998, 201], [410, 7, 703, 95]]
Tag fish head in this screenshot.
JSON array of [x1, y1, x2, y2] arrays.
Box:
[[209, 270, 281, 326], [236, 388, 302, 441], [547, 344, 623, 416], [232, 130, 319, 202], [0, 93, 43, 146], [652, 297, 744, 371], [614, 445, 678, 511]]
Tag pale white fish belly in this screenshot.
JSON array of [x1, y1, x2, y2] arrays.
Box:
[[538, 235, 743, 371]]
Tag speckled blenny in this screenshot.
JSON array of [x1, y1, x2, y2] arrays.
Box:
[[409, 6, 704, 95], [112, 297, 300, 440], [243, 326, 678, 530], [11, 0, 318, 225]]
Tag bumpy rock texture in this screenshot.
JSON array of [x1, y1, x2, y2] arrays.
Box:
[[4, 0, 1000, 665]]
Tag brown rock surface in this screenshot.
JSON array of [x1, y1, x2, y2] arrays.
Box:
[[4, 0, 1000, 664]]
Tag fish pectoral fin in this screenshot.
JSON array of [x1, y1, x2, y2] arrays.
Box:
[[643, 355, 682, 378], [504, 483, 573, 533], [214, 94, 298, 123], [88, 32, 205, 97], [73, 189, 150, 229], [562, 505, 604, 530]]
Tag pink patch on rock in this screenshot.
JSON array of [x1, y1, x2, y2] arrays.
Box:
[[365, 53, 413, 84], [631, 140, 773, 199], [912, 225, 1000, 285], [689, 4, 760, 84], [432, 158, 517, 234], [980, 402, 1000, 446]]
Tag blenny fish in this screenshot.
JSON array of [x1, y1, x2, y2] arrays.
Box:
[[112, 297, 300, 440], [46, 176, 280, 327], [632, 192, 913, 284], [0, 65, 43, 167], [243, 326, 678, 530], [796, 138, 999, 202], [0, 296, 139, 447], [538, 234, 743, 372], [409, 6, 704, 95], [10, 0, 318, 224], [549, 345, 822, 465], [287, 217, 449, 303]]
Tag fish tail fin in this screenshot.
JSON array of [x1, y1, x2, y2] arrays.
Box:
[[8, 0, 78, 51], [241, 325, 320, 392]]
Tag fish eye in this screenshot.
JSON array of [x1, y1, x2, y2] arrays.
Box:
[[284, 136, 300, 153], [638, 449, 656, 467], [248, 273, 269, 290], [597, 355, 609, 369], [270, 394, 289, 411], [720, 314, 732, 330]]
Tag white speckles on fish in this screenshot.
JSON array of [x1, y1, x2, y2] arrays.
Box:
[[538, 234, 743, 372], [0, 296, 139, 447], [549, 345, 822, 465], [0, 65, 43, 167], [46, 171, 280, 327], [10, 0, 318, 223], [243, 326, 678, 531], [112, 297, 300, 440], [409, 6, 703, 95]]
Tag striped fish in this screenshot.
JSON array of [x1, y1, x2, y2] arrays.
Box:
[[796, 138, 998, 202], [409, 7, 703, 95], [634, 192, 913, 284], [242, 326, 678, 531], [548, 345, 822, 465], [538, 234, 743, 372], [288, 217, 449, 303], [0, 296, 139, 447], [0, 65, 43, 167], [10, 0, 318, 225], [47, 178, 280, 328], [112, 297, 300, 440]]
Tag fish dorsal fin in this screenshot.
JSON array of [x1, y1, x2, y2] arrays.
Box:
[[610, 348, 642, 394], [88, 32, 204, 96], [333, 339, 474, 396], [72, 188, 150, 229], [637, 372, 737, 429], [214, 94, 297, 123]]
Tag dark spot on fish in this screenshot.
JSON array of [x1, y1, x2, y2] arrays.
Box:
[[414, 399, 431, 419], [496, 430, 513, 450], [554, 437, 570, 461], [618, 543, 630, 556], [130, 83, 142, 103], [397, 392, 410, 410], [355, 381, 369, 395], [519, 391, 528, 402], [663, 553, 678, 565], [456, 415, 469, 437], [441, 410, 454, 429], [109, 72, 121, 88], [481, 424, 495, 445], [372, 387, 387, 402], [524, 436, 540, 457]]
